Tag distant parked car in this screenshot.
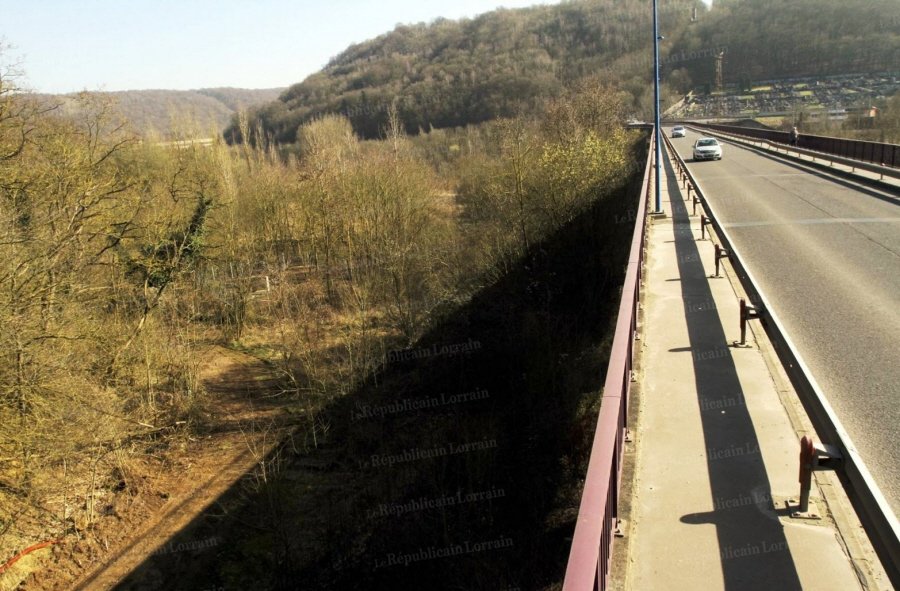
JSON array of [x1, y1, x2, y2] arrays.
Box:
[[671, 125, 686, 138], [693, 137, 723, 161]]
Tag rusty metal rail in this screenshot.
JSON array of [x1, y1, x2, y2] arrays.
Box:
[[0, 539, 62, 577], [690, 122, 900, 169], [662, 131, 900, 587], [562, 131, 654, 590]]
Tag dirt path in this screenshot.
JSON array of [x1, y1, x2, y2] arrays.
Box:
[[71, 436, 273, 591], [28, 345, 296, 591]]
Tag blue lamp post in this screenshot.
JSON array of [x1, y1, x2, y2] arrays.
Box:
[[653, 0, 663, 213]]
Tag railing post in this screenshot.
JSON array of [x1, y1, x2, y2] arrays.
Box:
[[738, 298, 761, 346], [798, 436, 815, 513], [714, 243, 729, 277], [700, 214, 711, 240], [794, 436, 842, 518]]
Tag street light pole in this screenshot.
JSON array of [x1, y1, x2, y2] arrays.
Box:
[[653, 0, 663, 214]]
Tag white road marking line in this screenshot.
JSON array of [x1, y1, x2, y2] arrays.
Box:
[[695, 173, 807, 178], [724, 218, 900, 228]]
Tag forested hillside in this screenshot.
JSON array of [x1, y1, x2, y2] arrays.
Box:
[[228, 0, 704, 142], [670, 0, 900, 89], [228, 0, 899, 144], [38, 87, 283, 138]]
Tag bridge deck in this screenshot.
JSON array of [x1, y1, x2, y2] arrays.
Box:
[[622, 149, 870, 590], [669, 128, 900, 516]]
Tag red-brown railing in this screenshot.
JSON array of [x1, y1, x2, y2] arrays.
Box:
[[562, 131, 655, 590]]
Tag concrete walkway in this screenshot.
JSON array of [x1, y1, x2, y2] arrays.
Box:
[[623, 147, 867, 590]]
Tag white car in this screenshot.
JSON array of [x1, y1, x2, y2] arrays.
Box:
[[693, 137, 723, 161], [671, 125, 686, 138]]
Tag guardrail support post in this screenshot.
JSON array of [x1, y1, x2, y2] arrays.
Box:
[[714, 244, 729, 277], [692, 194, 701, 216], [700, 214, 712, 240], [793, 436, 842, 518], [737, 298, 761, 346], [798, 436, 814, 513]]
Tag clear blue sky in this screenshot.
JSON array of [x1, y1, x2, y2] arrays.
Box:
[[0, 0, 558, 94]]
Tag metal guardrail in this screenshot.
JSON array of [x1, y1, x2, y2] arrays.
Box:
[[662, 131, 900, 588], [685, 124, 900, 185], [562, 131, 654, 590], [690, 122, 900, 170]]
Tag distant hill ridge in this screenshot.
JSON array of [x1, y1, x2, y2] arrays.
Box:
[[38, 87, 284, 138], [226, 0, 900, 144]]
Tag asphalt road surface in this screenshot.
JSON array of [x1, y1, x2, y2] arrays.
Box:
[[667, 128, 900, 516]]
